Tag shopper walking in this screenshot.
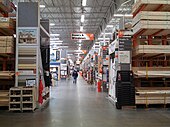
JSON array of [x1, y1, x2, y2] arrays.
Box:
[[72, 69, 78, 84]]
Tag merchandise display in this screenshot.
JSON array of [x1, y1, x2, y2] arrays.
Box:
[[0, 2, 15, 107], [132, 0, 170, 106]]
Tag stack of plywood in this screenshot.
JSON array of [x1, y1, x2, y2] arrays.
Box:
[[136, 87, 170, 105], [0, 36, 14, 54]]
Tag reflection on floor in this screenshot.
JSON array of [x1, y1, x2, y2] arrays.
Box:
[[0, 76, 170, 127]]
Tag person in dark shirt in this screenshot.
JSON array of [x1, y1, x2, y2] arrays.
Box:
[[72, 69, 78, 84]]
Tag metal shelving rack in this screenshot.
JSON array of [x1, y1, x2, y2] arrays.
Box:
[[0, 1, 16, 107]]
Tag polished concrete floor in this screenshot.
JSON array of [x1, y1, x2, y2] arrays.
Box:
[[0, 76, 170, 127]]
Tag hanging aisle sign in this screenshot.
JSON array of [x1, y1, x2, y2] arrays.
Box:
[[71, 33, 94, 40]]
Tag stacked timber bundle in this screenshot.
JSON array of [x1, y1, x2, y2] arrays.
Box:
[[0, 91, 9, 106], [132, 0, 170, 78], [0, 36, 14, 54], [136, 87, 170, 105]]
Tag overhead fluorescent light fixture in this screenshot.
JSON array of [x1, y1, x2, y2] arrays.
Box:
[[50, 38, 60, 41], [82, 0, 87, 6], [50, 43, 63, 45], [40, 5, 45, 8], [81, 14, 85, 23], [50, 40, 63, 43], [79, 40, 82, 43], [50, 34, 60, 36], [80, 26, 83, 32], [106, 25, 114, 28], [50, 23, 55, 26], [101, 33, 113, 35], [98, 38, 110, 40], [114, 14, 133, 17]]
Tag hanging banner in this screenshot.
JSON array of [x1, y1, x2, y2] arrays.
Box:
[[71, 33, 94, 40]]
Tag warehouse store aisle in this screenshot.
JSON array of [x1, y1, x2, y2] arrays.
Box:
[[0, 76, 170, 127]]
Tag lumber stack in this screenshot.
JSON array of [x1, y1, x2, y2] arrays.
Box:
[[132, 0, 170, 107], [0, 91, 9, 106], [133, 67, 170, 78], [133, 0, 170, 36], [0, 36, 14, 54], [132, 0, 170, 14], [0, 71, 14, 79], [0, 17, 14, 28], [136, 87, 170, 105], [133, 45, 170, 56]]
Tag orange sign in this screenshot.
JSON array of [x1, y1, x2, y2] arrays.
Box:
[[118, 31, 124, 37], [82, 50, 87, 54], [71, 33, 94, 40]]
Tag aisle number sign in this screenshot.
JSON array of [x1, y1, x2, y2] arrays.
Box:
[[71, 33, 94, 40]]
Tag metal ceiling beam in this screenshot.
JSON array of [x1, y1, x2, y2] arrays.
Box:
[[43, 5, 110, 8], [51, 28, 97, 29], [95, 0, 121, 39], [51, 24, 99, 26], [45, 17, 105, 20], [42, 12, 106, 14]]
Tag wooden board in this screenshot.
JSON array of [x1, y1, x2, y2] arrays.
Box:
[[135, 87, 170, 104], [133, 45, 170, 56], [136, 99, 170, 104], [18, 48, 37, 56], [0, 91, 9, 106], [133, 67, 170, 72], [133, 20, 170, 35], [18, 64, 36, 70], [136, 87, 170, 91], [133, 70, 170, 78], [132, 0, 170, 14], [0, 71, 14, 79], [133, 11, 170, 26]]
